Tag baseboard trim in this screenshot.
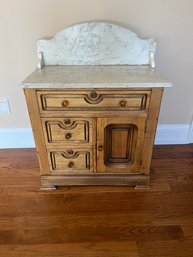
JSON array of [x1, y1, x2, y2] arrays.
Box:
[[155, 124, 190, 145], [0, 125, 192, 149], [0, 128, 35, 148], [187, 120, 193, 143]]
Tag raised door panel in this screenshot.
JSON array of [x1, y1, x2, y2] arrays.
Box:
[[97, 117, 146, 173], [105, 124, 137, 165]]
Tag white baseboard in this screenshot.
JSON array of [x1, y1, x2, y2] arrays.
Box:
[[155, 124, 190, 145], [0, 128, 35, 148], [0, 124, 192, 149], [187, 120, 193, 143]]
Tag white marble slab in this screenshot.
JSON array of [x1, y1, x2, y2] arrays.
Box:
[[37, 22, 156, 66], [21, 65, 172, 88]]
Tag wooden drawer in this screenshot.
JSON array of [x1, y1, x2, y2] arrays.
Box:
[[37, 90, 151, 112], [42, 117, 92, 145], [48, 148, 93, 174]]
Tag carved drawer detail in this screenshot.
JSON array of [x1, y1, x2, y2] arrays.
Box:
[[37, 90, 151, 112], [48, 149, 93, 174], [42, 118, 92, 145]]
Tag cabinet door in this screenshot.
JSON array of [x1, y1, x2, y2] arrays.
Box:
[[97, 117, 146, 173]]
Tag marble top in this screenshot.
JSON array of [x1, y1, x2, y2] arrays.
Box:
[[37, 22, 156, 66], [21, 65, 172, 88]]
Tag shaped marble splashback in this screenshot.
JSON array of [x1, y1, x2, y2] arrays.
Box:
[[37, 22, 156, 66]]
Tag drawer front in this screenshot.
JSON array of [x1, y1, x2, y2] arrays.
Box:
[[48, 149, 93, 174], [42, 117, 92, 145], [37, 90, 150, 112]]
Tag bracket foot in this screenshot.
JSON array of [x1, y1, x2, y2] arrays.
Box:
[[40, 185, 56, 190], [135, 185, 150, 190]]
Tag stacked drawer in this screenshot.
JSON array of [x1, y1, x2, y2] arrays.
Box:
[[38, 90, 96, 174], [41, 117, 93, 174]]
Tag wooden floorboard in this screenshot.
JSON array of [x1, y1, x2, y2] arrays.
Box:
[[0, 242, 139, 257], [0, 145, 193, 256]]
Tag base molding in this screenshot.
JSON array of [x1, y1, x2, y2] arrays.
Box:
[[0, 124, 193, 148], [41, 174, 149, 188]]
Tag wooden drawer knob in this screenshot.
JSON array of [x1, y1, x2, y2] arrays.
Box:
[[119, 100, 127, 107], [64, 119, 71, 125], [98, 145, 103, 151], [67, 150, 74, 155], [90, 91, 97, 98], [65, 133, 72, 139], [68, 161, 75, 168], [62, 100, 69, 107]]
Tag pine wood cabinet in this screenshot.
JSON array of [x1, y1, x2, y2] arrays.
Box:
[[21, 23, 172, 189], [23, 86, 164, 189]]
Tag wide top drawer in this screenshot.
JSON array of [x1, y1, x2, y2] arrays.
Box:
[[37, 90, 151, 113]]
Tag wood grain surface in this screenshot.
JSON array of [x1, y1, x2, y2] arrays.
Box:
[[0, 144, 193, 256]]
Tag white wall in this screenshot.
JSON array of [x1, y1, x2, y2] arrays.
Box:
[[0, 0, 193, 145]]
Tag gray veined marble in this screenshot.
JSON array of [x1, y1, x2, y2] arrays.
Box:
[[37, 22, 156, 66], [21, 65, 172, 88]]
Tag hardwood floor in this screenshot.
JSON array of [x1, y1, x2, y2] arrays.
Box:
[[0, 145, 193, 257]]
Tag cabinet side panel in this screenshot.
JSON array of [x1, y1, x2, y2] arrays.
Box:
[[141, 88, 164, 174], [24, 89, 50, 175]]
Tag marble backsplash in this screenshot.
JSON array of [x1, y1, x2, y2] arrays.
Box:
[[37, 22, 156, 66]]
